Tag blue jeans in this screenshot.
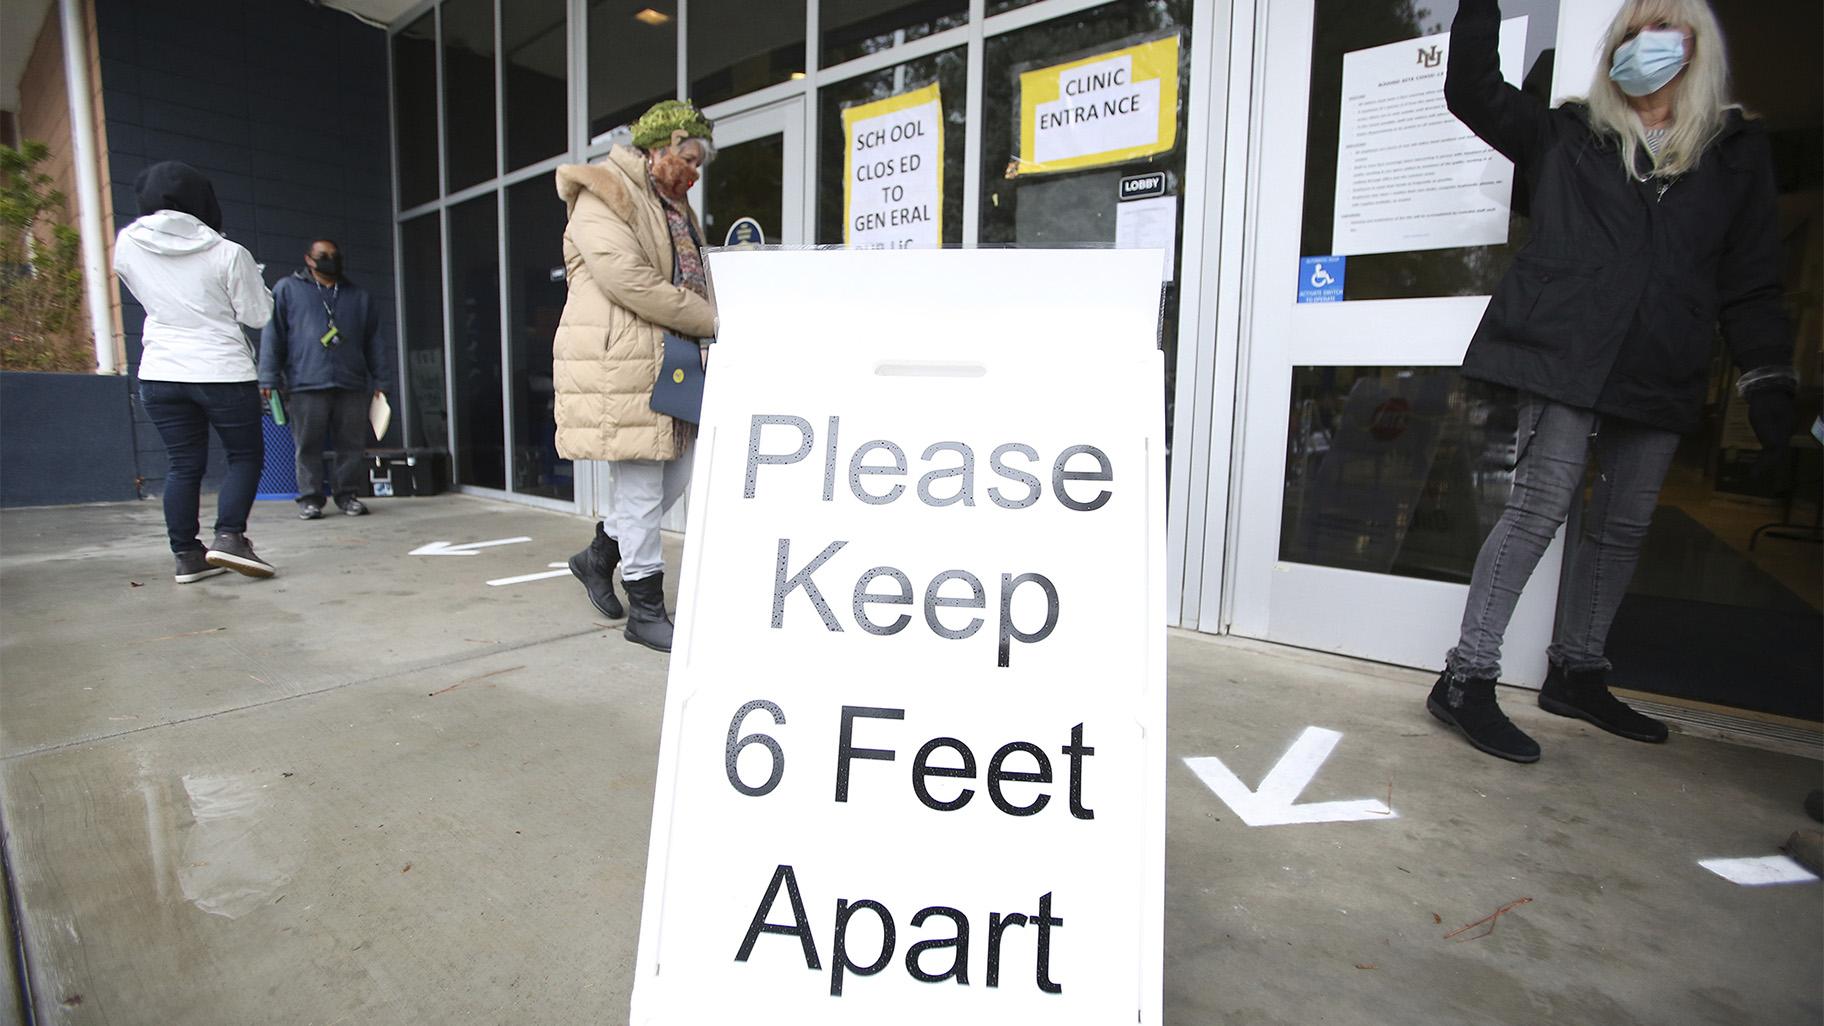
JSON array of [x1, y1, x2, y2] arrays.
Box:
[[138, 380, 264, 554], [1447, 395, 1680, 680]]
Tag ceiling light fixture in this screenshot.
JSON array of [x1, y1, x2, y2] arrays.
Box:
[[633, 8, 670, 26]]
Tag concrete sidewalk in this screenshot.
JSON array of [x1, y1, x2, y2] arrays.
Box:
[[0, 494, 1818, 1025]]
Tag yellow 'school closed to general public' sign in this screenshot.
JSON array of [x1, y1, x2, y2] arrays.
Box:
[[1015, 35, 1180, 176], [842, 84, 943, 249]]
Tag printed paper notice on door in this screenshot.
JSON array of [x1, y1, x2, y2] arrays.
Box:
[[1115, 196, 1176, 282], [1331, 17, 1528, 256], [843, 84, 943, 249]]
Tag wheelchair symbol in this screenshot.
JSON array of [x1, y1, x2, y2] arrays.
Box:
[[1309, 262, 1335, 289]]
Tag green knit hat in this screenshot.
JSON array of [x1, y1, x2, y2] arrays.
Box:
[[631, 100, 715, 151]]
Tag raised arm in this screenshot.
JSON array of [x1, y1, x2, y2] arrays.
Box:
[[1443, 0, 1553, 171]]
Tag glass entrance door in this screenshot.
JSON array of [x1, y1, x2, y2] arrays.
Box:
[[697, 97, 806, 247], [1226, 0, 1584, 685]]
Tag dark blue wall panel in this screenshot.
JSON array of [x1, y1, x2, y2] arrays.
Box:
[[0, 373, 141, 507]]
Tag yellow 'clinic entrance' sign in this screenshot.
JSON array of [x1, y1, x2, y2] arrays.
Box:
[[1016, 35, 1179, 176]]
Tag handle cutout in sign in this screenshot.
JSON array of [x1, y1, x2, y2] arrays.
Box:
[[874, 361, 988, 379]]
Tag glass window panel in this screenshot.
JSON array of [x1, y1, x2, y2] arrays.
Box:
[[816, 48, 966, 246], [448, 195, 506, 489], [979, 0, 1192, 459], [506, 178, 573, 500], [703, 133, 785, 245], [689, 0, 806, 108], [821, 0, 967, 68], [394, 12, 440, 208], [588, 0, 677, 144], [442, 0, 499, 192], [1279, 367, 1518, 584], [399, 214, 447, 451], [503, 0, 569, 170], [1297, 0, 1560, 301], [987, 0, 1043, 14]]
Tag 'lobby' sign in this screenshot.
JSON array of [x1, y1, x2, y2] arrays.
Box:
[[1016, 35, 1180, 176], [629, 248, 1168, 1025], [842, 84, 943, 249]]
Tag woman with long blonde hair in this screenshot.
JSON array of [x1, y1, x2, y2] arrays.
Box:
[[1425, 0, 1797, 762]]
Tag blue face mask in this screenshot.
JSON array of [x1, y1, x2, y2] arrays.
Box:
[[1609, 28, 1688, 97]]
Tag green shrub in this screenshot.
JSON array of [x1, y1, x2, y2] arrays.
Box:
[[0, 140, 90, 373]]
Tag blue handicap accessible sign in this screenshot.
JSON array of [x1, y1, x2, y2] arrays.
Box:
[[1298, 256, 1346, 303]]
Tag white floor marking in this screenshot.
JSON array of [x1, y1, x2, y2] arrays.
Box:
[[1184, 726, 1396, 827], [487, 565, 572, 587], [411, 536, 532, 556], [1698, 856, 1819, 887]]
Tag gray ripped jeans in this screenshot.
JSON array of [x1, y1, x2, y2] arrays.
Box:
[[1446, 395, 1680, 681]]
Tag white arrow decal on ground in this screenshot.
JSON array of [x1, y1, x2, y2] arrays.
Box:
[[410, 537, 532, 556], [1184, 727, 1395, 827], [1698, 856, 1819, 886], [487, 564, 572, 587]]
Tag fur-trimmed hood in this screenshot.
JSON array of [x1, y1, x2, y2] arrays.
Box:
[[555, 146, 650, 222]]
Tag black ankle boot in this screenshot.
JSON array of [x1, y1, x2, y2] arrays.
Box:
[[622, 571, 673, 653], [1427, 670, 1540, 763], [568, 523, 624, 619], [1538, 663, 1668, 743]]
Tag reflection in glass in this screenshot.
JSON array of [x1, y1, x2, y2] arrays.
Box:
[[447, 196, 505, 489], [987, 0, 1043, 13], [394, 13, 439, 208], [442, 0, 499, 192], [589, 0, 677, 143], [821, 0, 967, 68], [703, 134, 784, 245], [504, 0, 569, 170], [399, 215, 447, 451], [816, 49, 966, 246], [979, 0, 1192, 460], [506, 179, 573, 500], [1298, 0, 1561, 301], [689, 0, 806, 108], [1280, 367, 1518, 583]]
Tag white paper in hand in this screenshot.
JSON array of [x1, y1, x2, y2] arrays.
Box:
[[369, 392, 392, 440]]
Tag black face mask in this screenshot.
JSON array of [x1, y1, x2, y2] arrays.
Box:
[[312, 253, 342, 277]]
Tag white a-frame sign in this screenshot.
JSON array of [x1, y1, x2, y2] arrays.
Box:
[[631, 248, 1168, 1025]]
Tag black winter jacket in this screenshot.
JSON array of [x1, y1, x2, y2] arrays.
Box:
[[1446, 0, 1791, 433]]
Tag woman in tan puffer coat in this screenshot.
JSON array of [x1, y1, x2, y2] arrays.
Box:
[[556, 100, 716, 653]]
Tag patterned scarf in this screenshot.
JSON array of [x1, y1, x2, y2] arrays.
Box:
[[659, 192, 708, 304]]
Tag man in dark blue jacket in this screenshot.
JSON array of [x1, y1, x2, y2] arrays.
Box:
[[260, 239, 391, 518]]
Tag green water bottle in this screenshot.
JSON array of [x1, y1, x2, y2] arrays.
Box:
[[268, 390, 287, 425]]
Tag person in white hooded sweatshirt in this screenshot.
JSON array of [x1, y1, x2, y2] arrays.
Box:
[[115, 161, 277, 582]]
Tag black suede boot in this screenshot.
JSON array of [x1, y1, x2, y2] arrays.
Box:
[[623, 571, 674, 653], [1538, 663, 1668, 743], [568, 523, 624, 620], [1427, 670, 1540, 763]]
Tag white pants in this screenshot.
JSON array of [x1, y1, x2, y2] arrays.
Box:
[[604, 451, 692, 582]]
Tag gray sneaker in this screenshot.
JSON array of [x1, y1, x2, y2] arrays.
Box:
[[174, 549, 227, 584], [205, 532, 276, 578], [337, 496, 369, 516]]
